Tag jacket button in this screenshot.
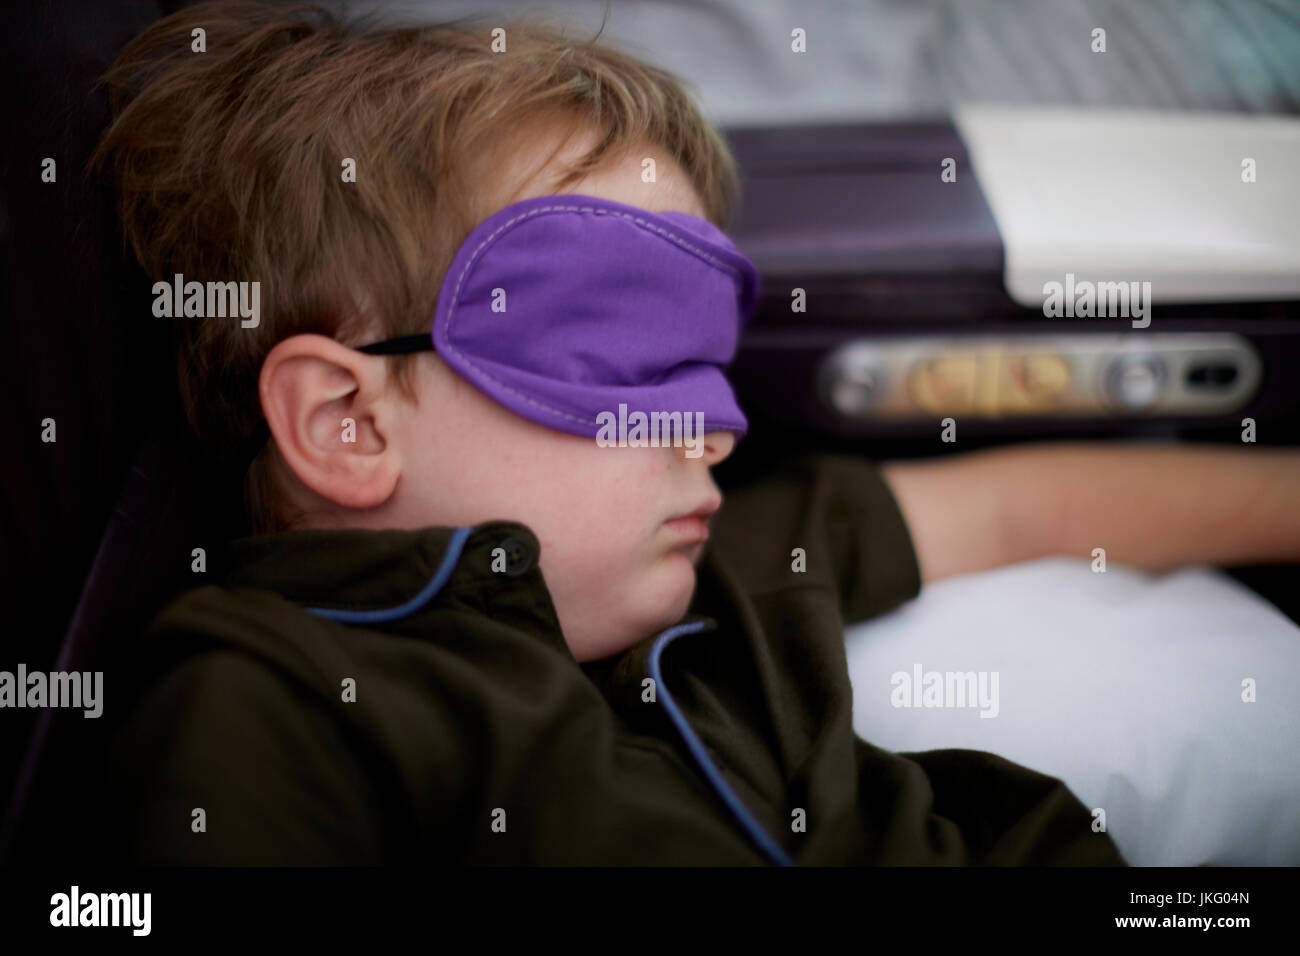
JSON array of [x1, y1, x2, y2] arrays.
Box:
[[498, 536, 534, 577]]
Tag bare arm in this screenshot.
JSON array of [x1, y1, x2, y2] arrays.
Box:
[[880, 442, 1300, 586]]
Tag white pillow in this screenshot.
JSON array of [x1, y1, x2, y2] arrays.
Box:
[[844, 557, 1300, 865]]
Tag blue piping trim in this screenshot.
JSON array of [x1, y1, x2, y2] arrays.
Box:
[[304, 525, 475, 623], [648, 620, 796, 866]]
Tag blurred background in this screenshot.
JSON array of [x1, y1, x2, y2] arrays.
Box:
[[359, 0, 1300, 121]]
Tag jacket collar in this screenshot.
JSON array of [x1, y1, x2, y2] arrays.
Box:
[[222, 520, 570, 655]]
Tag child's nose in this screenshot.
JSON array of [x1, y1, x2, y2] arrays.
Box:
[[693, 430, 736, 465]]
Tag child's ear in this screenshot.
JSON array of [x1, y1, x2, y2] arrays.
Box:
[[258, 334, 402, 510]]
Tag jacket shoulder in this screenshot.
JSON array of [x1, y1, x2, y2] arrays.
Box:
[[137, 584, 368, 694], [711, 452, 922, 622], [105, 587, 395, 864]]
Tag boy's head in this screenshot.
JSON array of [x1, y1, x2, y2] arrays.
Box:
[[95, 2, 749, 661]]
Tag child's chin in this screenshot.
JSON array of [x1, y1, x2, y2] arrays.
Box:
[[653, 553, 700, 617]]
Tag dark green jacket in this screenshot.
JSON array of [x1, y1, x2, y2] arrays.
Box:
[[106, 453, 1126, 865]]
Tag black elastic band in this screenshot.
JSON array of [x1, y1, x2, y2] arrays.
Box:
[[356, 334, 435, 355]]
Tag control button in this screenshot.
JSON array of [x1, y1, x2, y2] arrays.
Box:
[[1003, 354, 1071, 411], [497, 536, 534, 577], [1186, 363, 1238, 388], [1105, 354, 1166, 409], [910, 356, 978, 413], [826, 361, 885, 416], [1020, 354, 1071, 397]]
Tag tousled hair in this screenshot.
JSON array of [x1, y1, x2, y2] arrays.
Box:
[[92, 0, 742, 531]]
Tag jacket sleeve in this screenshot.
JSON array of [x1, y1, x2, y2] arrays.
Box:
[[713, 452, 922, 625], [107, 647, 389, 865]]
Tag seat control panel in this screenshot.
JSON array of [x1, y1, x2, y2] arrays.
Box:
[[817, 334, 1261, 420]]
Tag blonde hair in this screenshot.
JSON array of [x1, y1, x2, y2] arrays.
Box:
[[92, 0, 742, 531]]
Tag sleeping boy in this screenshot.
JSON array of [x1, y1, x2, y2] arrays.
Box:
[[96, 2, 1300, 865]]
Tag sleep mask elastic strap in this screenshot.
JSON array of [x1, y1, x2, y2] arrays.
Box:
[[355, 334, 434, 355]]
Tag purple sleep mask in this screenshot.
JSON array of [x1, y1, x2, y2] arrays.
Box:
[[357, 193, 760, 439]]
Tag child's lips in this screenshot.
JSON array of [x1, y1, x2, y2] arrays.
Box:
[[663, 496, 720, 544], [663, 515, 711, 543]]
